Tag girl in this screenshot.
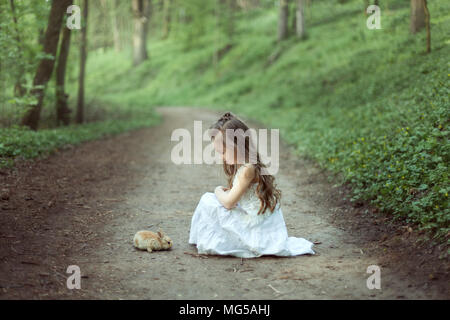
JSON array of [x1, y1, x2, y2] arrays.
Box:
[[188, 112, 315, 258]]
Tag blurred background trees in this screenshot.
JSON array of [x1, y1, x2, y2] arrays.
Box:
[[20, 0, 72, 130], [1, 0, 438, 130]]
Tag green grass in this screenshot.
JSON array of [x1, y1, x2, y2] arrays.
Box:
[[0, 115, 160, 168], [1, 0, 448, 241]]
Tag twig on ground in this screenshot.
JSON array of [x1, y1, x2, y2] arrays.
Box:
[[267, 284, 282, 294], [246, 277, 260, 281], [239, 269, 254, 273]]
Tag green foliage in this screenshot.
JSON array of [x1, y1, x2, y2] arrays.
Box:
[[299, 76, 449, 239], [0, 114, 161, 168], [0, 0, 50, 117]]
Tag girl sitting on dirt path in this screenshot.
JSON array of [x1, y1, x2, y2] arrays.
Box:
[[188, 112, 315, 258]]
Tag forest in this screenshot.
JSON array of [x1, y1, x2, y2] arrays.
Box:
[[0, 0, 448, 300]]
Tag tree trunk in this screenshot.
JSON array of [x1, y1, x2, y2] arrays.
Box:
[[132, 0, 150, 66], [55, 20, 72, 126], [21, 0, 72, 130], [9, 0, 26, 97], [110, 0, 121, 51], [162, 0, 171, 39], [278, 0, 289, 41], [410, 0, 425, 34], [295, 0, 306, 39], [76, 0, 88, 124], [423, 0, 431, 53]]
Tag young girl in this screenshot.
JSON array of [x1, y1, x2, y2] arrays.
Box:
[[188, 112, 315, 258]]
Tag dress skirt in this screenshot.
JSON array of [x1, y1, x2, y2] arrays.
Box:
[[188, 192, 315, 258]]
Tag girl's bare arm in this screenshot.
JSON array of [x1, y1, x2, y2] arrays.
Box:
[[214, 165, 255, 209]]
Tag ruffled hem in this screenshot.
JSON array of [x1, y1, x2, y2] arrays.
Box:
[[188, 192, 315, 258]]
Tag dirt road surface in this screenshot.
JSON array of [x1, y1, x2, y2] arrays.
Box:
[[0, 107, 448, 299]]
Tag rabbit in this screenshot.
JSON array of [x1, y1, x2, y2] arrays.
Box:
[[133, 229, 173, 252]]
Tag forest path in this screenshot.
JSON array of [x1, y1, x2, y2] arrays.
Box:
[[0, 107, 447, 299]]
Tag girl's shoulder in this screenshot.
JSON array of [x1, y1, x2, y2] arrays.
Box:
[[237, 163, 257, 183]]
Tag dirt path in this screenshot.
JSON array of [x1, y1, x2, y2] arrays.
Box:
[[0, 107, 448, 299]]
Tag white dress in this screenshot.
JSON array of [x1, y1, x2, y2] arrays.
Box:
[[188, 165, 315, 258]]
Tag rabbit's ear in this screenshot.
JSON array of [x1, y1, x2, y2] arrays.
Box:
[[157, 231, 163, 238]]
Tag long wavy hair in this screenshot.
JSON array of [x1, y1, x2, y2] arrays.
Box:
[[209, 112, 281, 215]]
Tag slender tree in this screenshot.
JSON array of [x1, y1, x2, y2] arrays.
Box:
[[111, 0, 121, 51], [162, 0, 171, 39], [423, 0, 431, 53], [410, 0, 425, 34], [76, 0, 88, 124], [132, 0, 151, 66], [55, 12, 72, 126], [295, 0, 306, 39], [21, 0, 72, 130], [278, 0, 289, 41], [9, 0, 26, 97]]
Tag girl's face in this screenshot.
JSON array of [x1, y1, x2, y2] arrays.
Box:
[[213, 131, 236, 164]]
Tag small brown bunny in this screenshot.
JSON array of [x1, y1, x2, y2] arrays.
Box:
[[133, 229, 173, 252]]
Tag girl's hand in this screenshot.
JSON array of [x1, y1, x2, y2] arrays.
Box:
[[215, 186, 231, 209], [215, 165, 256, 210], [214, 186, 228, 194]]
